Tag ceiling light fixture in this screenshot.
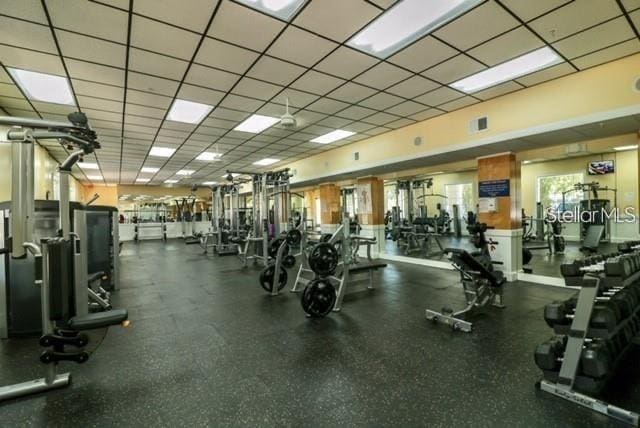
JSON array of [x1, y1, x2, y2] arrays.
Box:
[[141, 167, 159, 173], [234, 114, 280, 133], [311, 130, 356, 145], [167, 99, 213, 124], [451, 47, 562, 93], [196, 152, 222, 161], [149, 147, 176, 157], [176, 170, 195, 176], [348, 0, 482, 58], [613, 145, 638, 151], [164, 179, 179, 184], [78, 162, 99, 170], [8, 68, 75, 105], [253, 158, 280, 166], [235, 0, 307, 20], [136, 178, 150, 183], [86, 175, 103, 180], [202, 181, 217, 185]]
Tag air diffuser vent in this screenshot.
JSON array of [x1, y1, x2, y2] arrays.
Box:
[[469, 116, 488, 133], [354, 152, 359, 161]]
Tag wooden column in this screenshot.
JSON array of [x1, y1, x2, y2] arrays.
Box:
[[319, 183, 341, 225], [477, 153, 520, 229], [356, 177, 384, 225]]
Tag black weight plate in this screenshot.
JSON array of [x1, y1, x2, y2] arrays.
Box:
[[301, 279, 336, 318], [308, 242, 339, 276], [286, 229, 302, 245], [268, 238, 289, 258], [259, 264, 288, 293], [320, 234, 332, 242], [283, 254, 296, 269]]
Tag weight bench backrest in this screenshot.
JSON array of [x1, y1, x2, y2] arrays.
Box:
[[446, 248, 503, 288]]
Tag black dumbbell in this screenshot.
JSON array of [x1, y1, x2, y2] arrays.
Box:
[[544, 298, 577, 328], [534, 336, 567, 371], [581, 340, 614, 378]]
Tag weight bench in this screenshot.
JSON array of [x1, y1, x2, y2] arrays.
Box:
[[425, 248, 505, 332], [87, 271, 111, 311], [334, 261, 387, 311]]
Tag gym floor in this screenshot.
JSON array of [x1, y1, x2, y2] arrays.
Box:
[[1, 239, 639, 427]]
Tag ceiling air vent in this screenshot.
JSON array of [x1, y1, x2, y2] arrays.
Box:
[[469, 116, 488, 134], [354, 152, 359, 160]]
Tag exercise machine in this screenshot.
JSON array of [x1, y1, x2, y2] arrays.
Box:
[[425, 223, 506, 332]]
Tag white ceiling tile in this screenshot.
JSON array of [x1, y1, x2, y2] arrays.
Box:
[[195, 37, 259, 74], [126, 88, 173, 109], [572, 39, 640, 70], [273, 89, 320, 108], [128, 48, 189, 80], [362, 111, 397, 125], [473, 80, 524, 100], [327, 82, 377, 103], [385, 118, 415, 129], [184, 63, 239, 92], [0, 83, 24, 98], [632, 9, 640, 30], [293, 0, 380, 43], [219, 94, 264, 111], [336, 105, 377, 120], [83, 108, 122, 122], [124, 114, 161, 127], [358, 92, 404, 110], [623, 0, 640, 11], [128, 71, 179, 96], [0, 0, 48, 24], [177, 84, 225, 107], [515, 62, 574, 86], [553, 17, 635, 59], [0, 44, 65, 75], [386, 75, 440, 99], [210, 107, 251, 121], [414, 86, 465, 106], [47, 0, 128, 43], [289, 70, 346, 95], [306, 98, 350, 115], [232, 77, 283, 101], [529, 0, 623, 42], [434, 1, 519, 51], [246, 56, 306, 86], [77, 95, 123, 113], [267, 26, 338, 67], [57, 30, 126, 68], [438, 96, 479, 111], [388, 36, 458, 72], [131, 15, 200, 60], [315, 46, 379, 80], [66, 59, 124, 86], [97, 0, 130, 10], [1, 16, 57, 53], [467, 26, 544, 66], [353, 62, 412, 90], [421, 54, 486, 84], [500, 0, 572, 22], [126, 103, 166, 119], [133, 0, 218, 33], [208, 0, 285, 51], [386, 100, 426, 116], [342, 121, 375, 133]]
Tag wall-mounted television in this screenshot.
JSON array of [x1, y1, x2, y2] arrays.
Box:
[[588, 160, 614, 175]]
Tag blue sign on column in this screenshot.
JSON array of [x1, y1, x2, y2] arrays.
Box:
[[479, 179, 510, 197]]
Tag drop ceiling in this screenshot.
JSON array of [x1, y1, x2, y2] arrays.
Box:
[[0, 0, 638, 185]]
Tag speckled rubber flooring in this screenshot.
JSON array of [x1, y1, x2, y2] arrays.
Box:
[[1, 239, 639, 427]]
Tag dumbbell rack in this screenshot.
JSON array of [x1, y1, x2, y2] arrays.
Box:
[[538, 264, 640, 426]]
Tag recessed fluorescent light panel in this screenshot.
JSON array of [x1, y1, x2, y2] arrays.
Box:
[[348, 0, 482, 58], [253, 158, 280, 166], [223, 173, 240, 178], [234, 114, 280, 133], [164, 179, 179, 184], [8, 68, 75, 105], [78, 162, 99, 170], [176, 170, 195, 176], [86, 175, 103, 180], [136, 178, 150, 183], [149, 147, 176, 158], [167, 99, 213, 124], [613, 145, 638, 151], [451, 47, 562, 93], [202, 181, 217, 185], [196, 152, 222, 161], [141, 167, 159, 173], [236, 0, 307, 20], [311, 130, 356, 145]]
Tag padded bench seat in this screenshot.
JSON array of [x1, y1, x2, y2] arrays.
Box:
[[446, 247, 505, 287], [69, 308, 128, 331]]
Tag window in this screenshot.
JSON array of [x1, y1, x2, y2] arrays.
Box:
[[444, 183, 473, 215], [537, 173, 583, 213]]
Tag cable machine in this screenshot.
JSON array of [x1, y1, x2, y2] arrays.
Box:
[[562, 182, 617, 246]]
